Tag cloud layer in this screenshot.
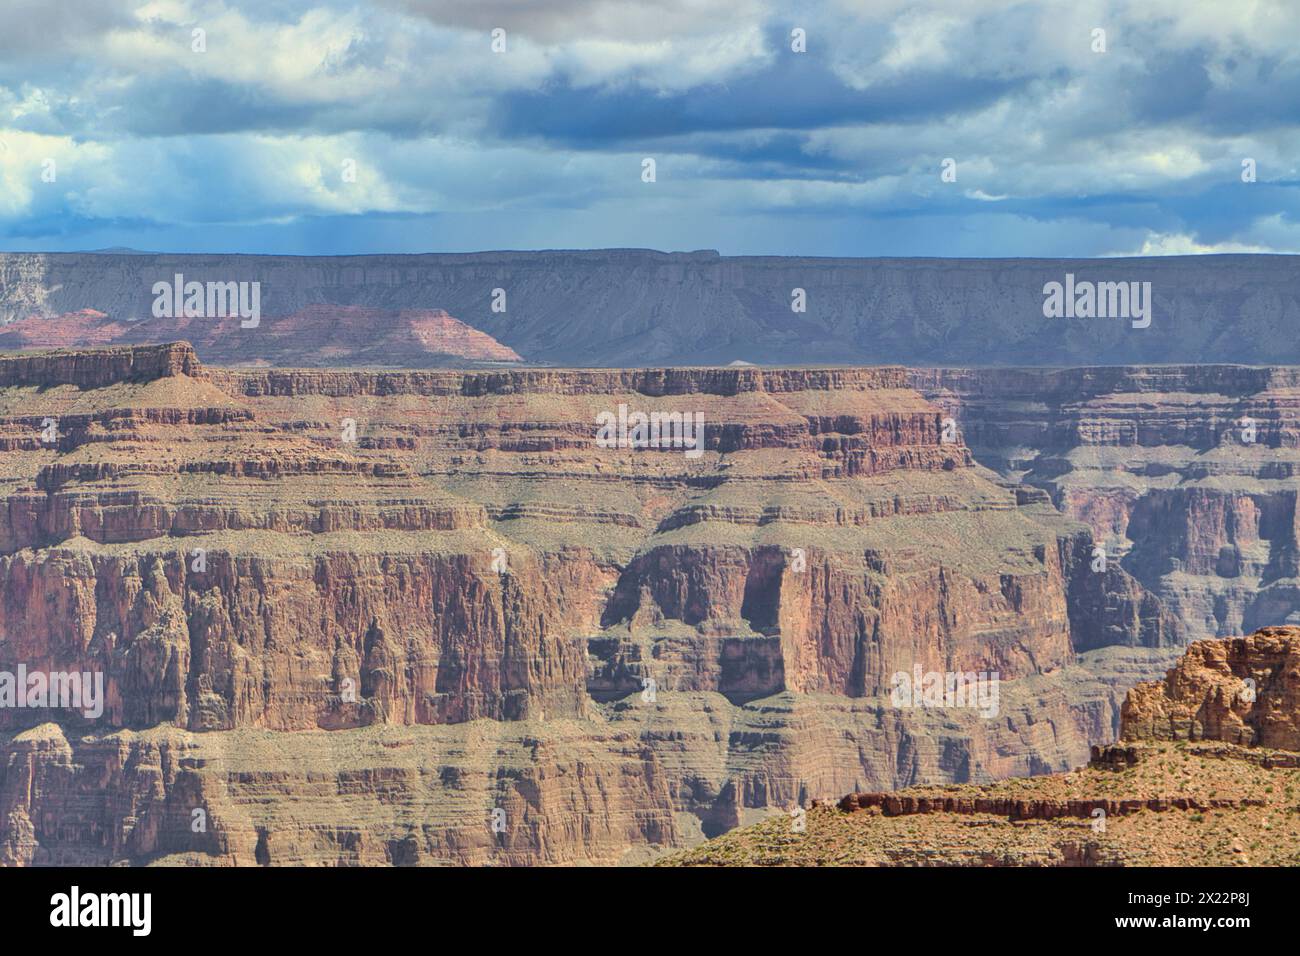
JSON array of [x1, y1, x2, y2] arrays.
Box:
[[1, 0, 1297, 255]]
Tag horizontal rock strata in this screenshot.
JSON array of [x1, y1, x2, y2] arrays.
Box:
[[912, 366, 1300, 643], [0, 343, 1184, 864]]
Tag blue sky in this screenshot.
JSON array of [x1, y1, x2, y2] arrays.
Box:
[[1, 0, 1298, 257]]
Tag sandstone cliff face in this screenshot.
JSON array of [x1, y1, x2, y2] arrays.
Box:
[[912, 366, 1300, 643], [0, 344, 1180, 865], [4, 251, 1300, 366], [1121, 626, 1300, 748], [0, 341, 203, 387]]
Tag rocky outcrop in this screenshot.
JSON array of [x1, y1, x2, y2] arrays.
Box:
[[834, 790, 1257, 819], [1121, 626, 1300, 747], [665, 626, 1300, 866], [4, 251, 1300, 366], [0, 341, 201, 387]]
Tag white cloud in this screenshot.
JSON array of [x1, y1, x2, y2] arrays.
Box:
[[1108, 225, 1297, 257]]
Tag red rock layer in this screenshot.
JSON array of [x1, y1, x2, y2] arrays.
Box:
[[0, 307, 521, 367]]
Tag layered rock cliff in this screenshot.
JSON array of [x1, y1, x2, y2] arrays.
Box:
[[3, 251, 1300, 366], [0, 343, 1180, 865], [912, 366, 1300, 643]]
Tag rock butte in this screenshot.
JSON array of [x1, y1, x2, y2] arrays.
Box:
[[4, 341, 1288, 865]]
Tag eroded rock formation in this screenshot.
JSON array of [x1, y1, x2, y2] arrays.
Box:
[[1121, 626, 1300, 747]]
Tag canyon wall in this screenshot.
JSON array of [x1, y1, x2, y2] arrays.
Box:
[[912, 365, 1300, 643], [2, 251, 1300, 366], [0, 344, 1180, 865]]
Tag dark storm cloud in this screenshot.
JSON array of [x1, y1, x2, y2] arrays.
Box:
[[493, 57, 1026, 147]]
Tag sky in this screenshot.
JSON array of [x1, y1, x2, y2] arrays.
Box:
[[1, 0, 1298, 257]]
